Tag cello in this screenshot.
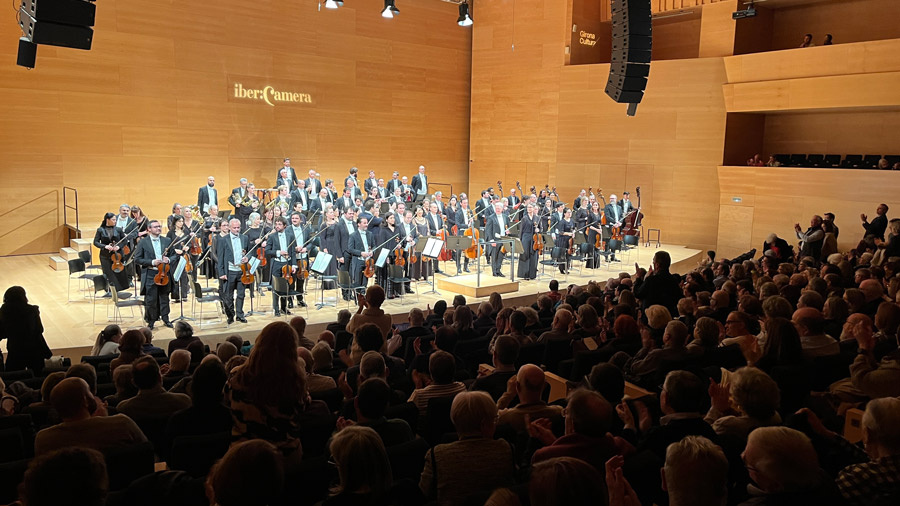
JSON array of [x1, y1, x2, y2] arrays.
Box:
[[622, 186, 643, 237], [464, 209, 481, 259]]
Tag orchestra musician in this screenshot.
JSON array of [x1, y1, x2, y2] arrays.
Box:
[[134, 220, 177, 329], [201, 205, 222, 278], [586, 200, 607, 268], [376, 213, 400, 298], [336, 207, 357, 300], [318, 208, 339, 290], [287, 212, 311, 308], [93, 212, 130, 293], [345, 167, 359, 188], [363, 170, 378, 195], [309, 189, 328, 216], [293, 179, 311, 209], [432, 191, 445, 215], [508, 188, 521, 221], [400, 176, 412, 200], [277, 158, 299, 187], [167, 203, 183, 234], [345, 178, 362, 201], [197, 176, 218, 216], [411, 165, 428, 199], [426, 202, 444, 274], [554, 208, 575, 274], [216, 218, 253, 324], [336, 188, 356, 213], [229, 178, 253, 232], [387, 171, 402, 194], [348, 216, 375, 289], [398, 209, 416, 293], [128, 206, 150, 283], [273, 185, 292, 210], [485, 201, 508, 277], [265, 216, 296, 317], [305, 169, 322, 196], [325, 178, 338, 202], [474, 190, 492, 228], [165, 215, 193, 302], [517, 203, 540, 280], [276, 168, 296, 193], [604, 194, 624, 261], [411, 207, 431, 280]]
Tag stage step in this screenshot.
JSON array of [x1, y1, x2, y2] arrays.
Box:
[[49, 256, 67, 271], [71, 238, 92, 252], [60, 247, 79, 261]]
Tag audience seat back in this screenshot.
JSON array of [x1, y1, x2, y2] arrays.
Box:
[[0, 458, 30, 504], [386, 437, 429, 482], [103, 441, 155, 491], [168, 432, 230, 478], [424, 396, 456, 445], [0, 414, 34, 460]]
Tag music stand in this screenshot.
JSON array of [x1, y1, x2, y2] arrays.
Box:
[[379, 202, 391, 215], [171, 257, 194, 322], [420, 237, 442, 295], [246, 257, 266, 316], [311, 252, 336, 309], [505, 237, 523, 281], [413, 193, 426, 207], [445, 236, 470, 277]]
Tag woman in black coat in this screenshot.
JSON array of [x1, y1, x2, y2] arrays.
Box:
[[0, 286, 52, 373]]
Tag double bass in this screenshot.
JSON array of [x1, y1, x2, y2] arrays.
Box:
[[622, 186, 644, 237], [464, 209, 481, 259]]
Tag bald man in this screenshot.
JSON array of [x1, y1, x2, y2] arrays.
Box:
[[859, 279, 885, 318], [792, 307, 839, 358], [34, 378, 147, 456], [496, 364, 564, 432], [536, 308, 574, 343]]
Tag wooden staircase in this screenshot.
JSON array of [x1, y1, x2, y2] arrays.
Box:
[[49, 237, 93, 271]]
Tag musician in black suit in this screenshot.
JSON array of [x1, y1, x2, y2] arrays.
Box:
[[277, 158, 299, 186], [134, 220, 178, 329], [345, 167, 359, 189], [605, 194, 624, 229], [93, 212, 130, 292], [325, 179, 338, 202], [229, 178, 253, 231], [554, 208, 575, 274], [287, 212, 312, 308], [485, 202, 508, 277], [336, 208, 357, 300], [348, 216, 375, 288], [507, 188, 522, 221], [304, 169, 322, 196], [197, 176, 218, 216], [345, 179, 362, 201], [517, 204, 540, 280], [216, 218, 253, 324], [290, 180, 310, 212], [336, 189, 356, 213], [619, 191, 635, 216], [451, 197, 475, 273], [201, 206, 223, 278], [387, 172, 402, 193], [266, 217, 296, 317], [376, 179, 390, 200], [474, 190, 492, 228], [363, 170, 378, 194], [426, 202, 445, 274], [411, 165, 428, 199], [276, 168, 296, 193]]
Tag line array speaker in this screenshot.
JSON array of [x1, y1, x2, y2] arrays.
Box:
[[605, 0, 652, 115]]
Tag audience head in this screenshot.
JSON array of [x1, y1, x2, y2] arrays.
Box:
[[207, 440, 284, 506], [791, 307, 825, 337], [50, 377, 94, 421], [663, 436, 728, 506], [22, 447, 108, 506], [191, 358, 227, 408], [118, 329, 144, 356], [663, 320, 689, 348], [174, 321, 194, 340], [489, 292, 503, 313], [65, 364, 98, 395], [613, 314, 640, 342], [328, 426, 392, 498], [296, 347, 314, 374], [131, 355, 163, 390], [169, 349, 191, 373], [235, 321, 305, 406], [452, 294, 466, 307], [92, 324, 121, 355], [289, 316, 307, 339], [861, 397, 900, 459], [646, 304, 673, 330], [730, 367, 780, 420], [492, 335, 520, 368], [552, 308, 573, 330], [586, 363, 624, 405], [311, 341, 333, 371], [450, 391, 497, 438], [111, 365, 137, 400], [432, 299, 448, 316], [355, 323, 384, 353], [409, 308, 425, 326], [515, 364, 546, 404], [39, 372, 66, 403], [565, 389, 612, 437], [692, 317, 720, 348], [359, 351, 387, 381], [336, 309, 352, 325], [509, 310, 527, 333], [453, 305, 473, 330], [661, 371, 707, 415], [529, 457, 604, 506], [428, 350, 456, 385], [742, 427, 821, 493], [216, 341, 238, 363], [797, 291, 824, 311], [317, 330, 335, 349], [355, 378, 391, 421]]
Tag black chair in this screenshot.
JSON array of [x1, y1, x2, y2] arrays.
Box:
[[336, 270, 367, 308], [132, 415, 173, 459], [0, 458, 30, 504], [96, 382, 117, 398], [806, 154, 824, 167], [335, 330, 354, 353], [299, 414, 337, 458], [542, 339, 572, 374], [424, 396, 456, 445], [841, 154, 863, 168], [386, 437, 429, 482], [385, 402, 419, 432], [0, 428, 26, 463], [103, 441, 155, 491], [885, 155, 900, 166], [774, 154, 790, 166], [515, 342, 546, 368], [168, 432, 231, 477], [0, 415, 34, 460], [0, 369, 34, 382], [455, 336, 490, 375], [23, 404, 58, 430], [863, 154, 882, 169], [310, 387, 343, 413], [789, 154, 807, 167], [809, 353, 854, 391], [824, 154, 841, 167], [81, 354, 118, 369]]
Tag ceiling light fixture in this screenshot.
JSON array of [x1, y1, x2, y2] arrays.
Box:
[[382, 0, 399, 18], [324, 0, 340, 9], [457, 2, 473, 26]]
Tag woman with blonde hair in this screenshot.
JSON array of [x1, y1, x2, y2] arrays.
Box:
[[90, 324, 121, 356], [326, 426, 394, 505]]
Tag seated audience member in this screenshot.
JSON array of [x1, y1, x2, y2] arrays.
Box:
[[792, 307, 839, 358], [741, 427, 841, 504], [90, 324, 121, 356], [163, 349, 192, 380], [627, 320, 690, 379], [207, 440, 284, 506], [823, 296, 850, 339], [289, 316, 316, 350], [419, 391, 515, 505], [621, 371, 718, 460], [848, 313, 900, 399], [860, 279, 887, 318], [536, 308, 573, 343], [104, 364, 137, 408], [834, 397, 900, 505], [167, 321, 201, 356], [470, 335, 520, 401], [585, 363, 626, 408], [720, 311, 760, 364], [21, 447, 109, 506], [515, 456, 604, 506], [572, 305, 603, 339], [35, 378, 147, 456], [64, 364, 106, 416], [755, 317, 804, 373], [473, 302, 494, 330], [705, 367, 781, 442], [452, 305, 479, 341], [687, 316, 720, 354], [117, 355, 192, 419], [327, 309, 353, 337], [501, 310, 535, 347], [530, 389, 634, 471], [216, 341, 238, 363], [425, 300, 448, 330], [297, 346, 337, 393], [312, 341, 343, 380], [408, 350, 467, 421], [166, 358, 231, 443], [797, 290, 825, 311], [27, 371, 65, 421], [109, 329, 145, 373], [140, 326, 165, 356], [823, 33, 833, 45], [225, 334, 245, 353], [326, 425, 397, 506], [345, 324, 406, 390], [800, 33, 815, 47], [340, 378, 415, 447], [496, 364, 564, 433], [873, 301, 900, 350]]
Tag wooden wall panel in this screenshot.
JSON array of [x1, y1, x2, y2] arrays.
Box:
[[698, 0, 738, 58], [724, 72, 900, 112], [763, 111, 900, 157], [0, 0, 471, 254], [769, 0, 900, 51]]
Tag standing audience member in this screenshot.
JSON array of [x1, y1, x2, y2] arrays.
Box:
[[0, 286, 52, 373]]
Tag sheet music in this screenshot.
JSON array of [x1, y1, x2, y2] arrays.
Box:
[[248, 256, 261, 272], [311, 252, 332, 274], [375, 248, 390, 268], [173, 256, 186, 280], [424, 237, 443, 257]]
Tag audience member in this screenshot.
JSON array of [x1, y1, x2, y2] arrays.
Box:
[[470, 335, 520, 401], [705, 367, 781, 442], [21, 447, 108, 506], [90, 324, 121, 356], [408, 350, 466, 422], [167, 321, 201, 356], [339, 378, 414, 447], [116, 355, 191, 419], [166, 358, 231, 444], [496, 364, 564, 433], [298, 346, 337, 393], [289, 316, 316, 349], [206, 440, 284, 506], [216, 341, 238, 363], [326, 425, 396, 506]]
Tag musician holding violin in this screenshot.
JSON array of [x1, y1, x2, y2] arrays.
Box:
[[166, 215, 194, 302], [553, 208, 575, 274], [586, 199, 608, 268], [216, 218, 256, 325], [604, 194, 625, 262], [265, 217, 297, 317], [485, 201, 508, 277], [517, 203, 541, 280], [376, 213, 400, 299], [287, 212, 311, 308], [135, 220, 178, 329], [348, 216, 376, 288], [93, 212, 131, 293]]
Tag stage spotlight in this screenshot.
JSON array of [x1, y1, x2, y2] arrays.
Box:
[[457, 2, 473, 26], [324, 0, 342, 9], [382, 0, 398, 18]]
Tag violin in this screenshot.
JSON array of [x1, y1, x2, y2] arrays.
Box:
[[184, 252, 194, 273], [363, 256, 375, 278], [122, 244, 131, 256], [154, 261, 170, 286], [240, 262, 255, 285], [190, 235, 202, 255], [394, 243, 406, 267], [533, 219, 544, 251], [111, 251, 125, 273], [409, 244, 418, 264], [282, 263, 294, 285]]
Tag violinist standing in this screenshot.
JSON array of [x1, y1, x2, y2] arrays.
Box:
[[134, 220, 177, 329], [266, 217, 296, 317], [553, 208, 575, 274], [287, 212, 310, 308], [93, 212, 129, 293], [349, 216, 375, 289], [216, 218, 253, 325], [517, 204, 540, 280]]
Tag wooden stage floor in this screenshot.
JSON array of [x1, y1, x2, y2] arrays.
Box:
[[0, 243, 701, 359]]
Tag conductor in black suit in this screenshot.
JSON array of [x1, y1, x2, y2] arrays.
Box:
[[266, 217, 295, 317], [349, 216, 375, 288], [197, 176, 218, 216], [485, 202, 508, 277], [216, 218, 252, 325], [134, 220, 178, 330]]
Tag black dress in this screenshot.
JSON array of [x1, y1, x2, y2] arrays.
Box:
[[517, 214, 539, 279], [0, 303, 51, 373], [93, 225, 129, 291], [554, 219, 574, 273], [320, 221, 339, 289], [166, 230, 192, 299]]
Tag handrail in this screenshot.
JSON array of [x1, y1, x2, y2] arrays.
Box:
[[63, 186, 80, 238], [0, 190, 57, 219], [0, 208, 57, 241]]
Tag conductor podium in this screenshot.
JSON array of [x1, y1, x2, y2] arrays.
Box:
[[435, 236, 520, 297]]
